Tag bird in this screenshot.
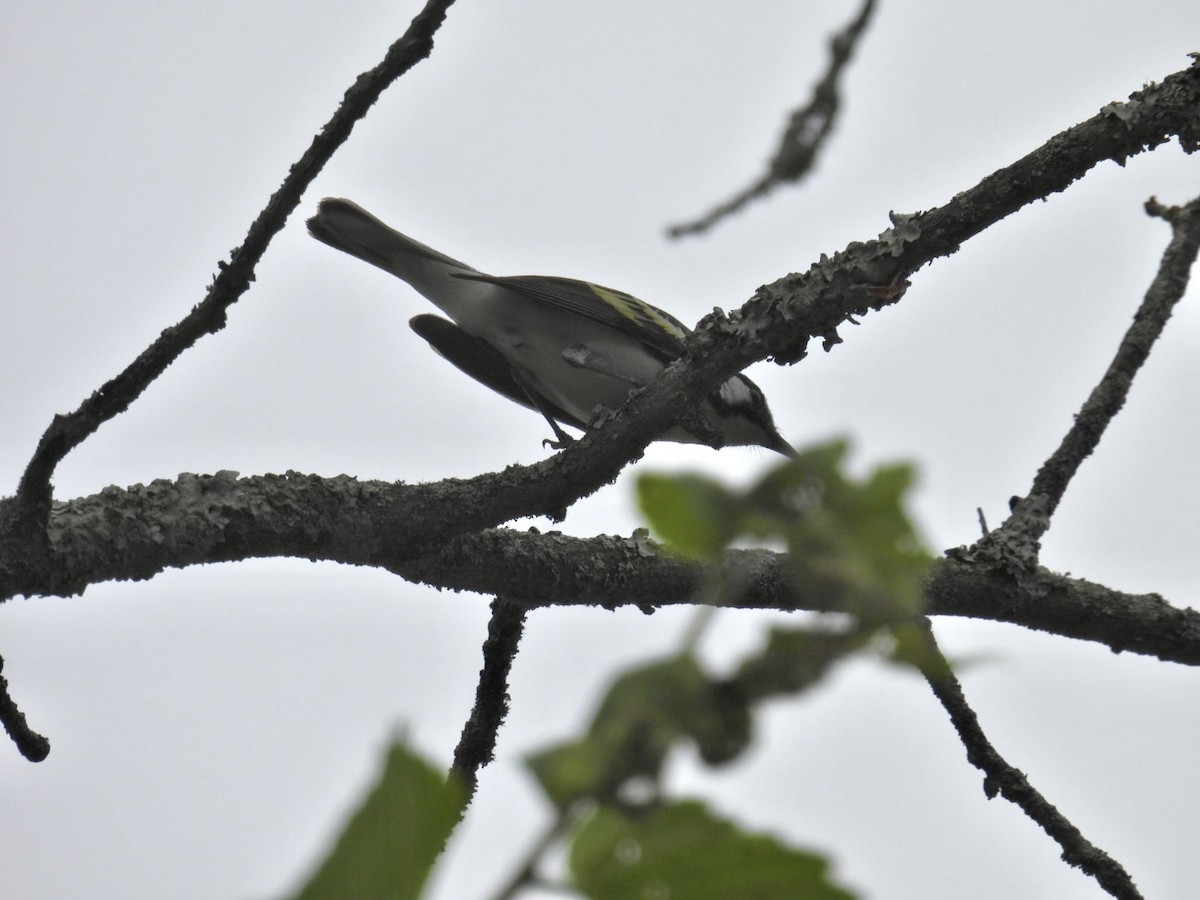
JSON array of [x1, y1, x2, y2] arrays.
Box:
[[307, 198, 794, 457]]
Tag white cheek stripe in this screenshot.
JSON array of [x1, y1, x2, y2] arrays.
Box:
[[719, 378, 752, 405]]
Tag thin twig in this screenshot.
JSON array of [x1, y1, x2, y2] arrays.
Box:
[[667, 0, 877, 238], [488, 802, 588, 900], [450, 596, 527, 800], [1000, 194, 1200, 543], [0, 654, 50, 762], [914, 618, 1142, 899], [12, 0, 459, 524]]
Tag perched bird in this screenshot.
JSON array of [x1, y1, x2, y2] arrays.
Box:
[[307, 198, 793, 456]]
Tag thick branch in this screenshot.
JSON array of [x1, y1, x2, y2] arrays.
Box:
[[11, 60, 1198, 557], [406, 56, 1200, 540], [2, 69, 1198, 777], [4, 478, 1198, 665]]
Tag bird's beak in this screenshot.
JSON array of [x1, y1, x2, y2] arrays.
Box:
[[766, 431, 800, 461]]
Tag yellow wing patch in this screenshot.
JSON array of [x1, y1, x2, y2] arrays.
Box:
[[587, 283, 689, 341]]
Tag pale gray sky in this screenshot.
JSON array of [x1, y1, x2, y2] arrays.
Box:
[[2, 2, 1197, 898]]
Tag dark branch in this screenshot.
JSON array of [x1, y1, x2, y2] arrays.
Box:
[[450, 597, 527, 800], [3, 61, 1199, 763], [14, 57, 1194, 558], [412, 58, 1200, 542], [0, 654, 50, 762], [667, 0, 877, 238], [5, 479, 1199, 666], [861, 56, 1200, 295], [924, 555, 1200, 664], [999, 193, 1200, 544], [12, 0, 459, 525], [915, 619, 1142, 899]]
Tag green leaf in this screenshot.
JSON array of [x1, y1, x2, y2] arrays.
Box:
[[570, 800, 858, 900], [638, 438, 933, 620], [289, 736, 465, 900], [526, 736, 617, 811], [527, 656, 750, 807], [636, 474, 738, 560], [733, 624, 872, 702]]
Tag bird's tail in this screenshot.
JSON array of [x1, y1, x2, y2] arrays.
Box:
[[307, 197, 478, 292]]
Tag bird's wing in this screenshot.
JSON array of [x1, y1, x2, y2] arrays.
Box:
[[453, 273, 689, 360], [408, 314, 588, 431]]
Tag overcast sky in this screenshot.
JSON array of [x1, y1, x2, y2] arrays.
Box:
[[2, 2, 1197, 898]]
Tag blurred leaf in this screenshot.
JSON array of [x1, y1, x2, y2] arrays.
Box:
[[638, 438, 932, 621], [587, 655, 714, 749], [637, 474, 738, 559], [289, 736, 464, 900], [527, 656, 750, 807], [733, 624, 871, 703], [883, 619, 954, 679], [570, 800, 857, 900], [527, 736, 617, 811]]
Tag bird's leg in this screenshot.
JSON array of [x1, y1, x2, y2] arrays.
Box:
[[509, 367, 577, 450]]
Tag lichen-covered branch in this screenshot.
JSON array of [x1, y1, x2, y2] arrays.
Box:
[[3, 477, 1198, 666], [12, 0, 459, 524]]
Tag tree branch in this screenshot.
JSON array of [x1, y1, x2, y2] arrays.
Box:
[[362, 55, 1200, 545], [450, 597, 526, 801], [12, 0, 459, 525], [924, 555, 1200, 664], [666, 0, 878, 238], [4, 479, 1198, 665], [3, 60, 1199, 767], [12, 58, 1197, 558], [915, 619, 1142, 899], [997, 194, 1200, 545], [0, 653, 50, 762]]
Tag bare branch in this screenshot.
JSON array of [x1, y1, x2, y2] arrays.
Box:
[[424, 59, 1200, 540], [12, 0, 459, 525], [0, 653, 50, 762], [667, 0, 878, 238], [450, 597, 527, 801], [12, 59, 1196, 559], [998, 193, 1200, 544], [915, 619, 1142, 899], [5, 477, 1199, 666], [870, 57, 1200, 287], [3, 60, 1198, 763], [924, 555, 1200, 664]]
